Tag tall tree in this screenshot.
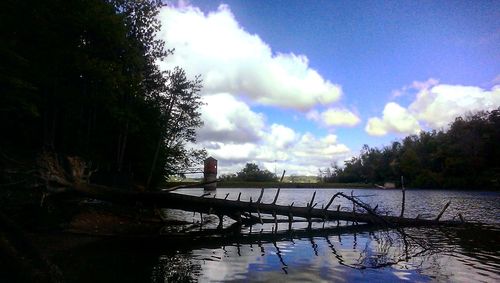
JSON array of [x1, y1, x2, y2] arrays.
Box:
[[146, 67, 206, 187], [0, 0, 206, 189], [323, 108, 500, 190], [235, 163, 277, 182]]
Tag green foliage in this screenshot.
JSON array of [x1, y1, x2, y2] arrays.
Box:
[[0, 0, 205, 189], [221, 163, 277, 182], [322, 109, 500, 189]]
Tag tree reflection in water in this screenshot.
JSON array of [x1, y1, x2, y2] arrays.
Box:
[[150, 223, 466, 282]]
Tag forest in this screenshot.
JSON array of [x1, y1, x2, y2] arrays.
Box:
[[0, 0, 206, 190], [219, 163, 277, 182], [319, 109, 500, 190]]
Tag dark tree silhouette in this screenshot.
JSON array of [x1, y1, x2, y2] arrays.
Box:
[[0, 0, 205, 189], [321, 109, 500, 190]]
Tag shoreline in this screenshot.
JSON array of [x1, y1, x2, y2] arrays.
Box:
[[165, 181, 372, 189], [164, 182, 500, 191]]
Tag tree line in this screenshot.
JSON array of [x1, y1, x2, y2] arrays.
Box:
[[0, 0, 205, 189], [220, 163, 277, 182], [320, 109, 500, 190]]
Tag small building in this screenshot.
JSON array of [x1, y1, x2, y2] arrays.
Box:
[[203, 157, 217, 190]]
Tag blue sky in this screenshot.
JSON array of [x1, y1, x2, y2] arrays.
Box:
[[158, 0, 500, 175]]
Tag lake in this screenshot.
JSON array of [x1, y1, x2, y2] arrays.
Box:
[[53, 188, 500, 282]]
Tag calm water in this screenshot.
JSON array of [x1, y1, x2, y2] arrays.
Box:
[[55, 188, 500, 282]]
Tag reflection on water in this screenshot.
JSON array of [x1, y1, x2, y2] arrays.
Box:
[[53, 188, 500, 282], [149, 225, 499, 282], [153, 188, 499, 282]]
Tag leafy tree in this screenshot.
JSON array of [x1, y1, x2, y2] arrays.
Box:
[[323, 108, 500, 190], [146, 67, 206, 187], [0, 0, 205, 189], [225, 163, 277, 182]]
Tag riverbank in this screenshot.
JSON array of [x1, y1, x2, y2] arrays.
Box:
[[165, 181, 372, 189], [164, 181, 500, 191]]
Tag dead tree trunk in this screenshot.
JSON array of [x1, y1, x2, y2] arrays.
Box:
[[38, 153, 466, 229], [70, 183, 463, 227]]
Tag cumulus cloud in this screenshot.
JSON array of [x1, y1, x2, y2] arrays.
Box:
[[365, 102, 421, 136], [262, 132, 351, 175], [156, 3, 352, 175], [190, 94, 351, 175], [204, 143, 257, 163], [197, 127, 350, 176], [157, 4, 342, 110], [391, 78, 439, 98], [293, 134, 348, 158], [263, 124, 297, 149], [307, 108, 361, 127], [409, 84, 500, 128], [197, 93, 265, 143], [367, 81, 500, 136]]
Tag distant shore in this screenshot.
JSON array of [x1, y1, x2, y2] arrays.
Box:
[[165, 181, 372, 189], [163, 181, 500, 191]]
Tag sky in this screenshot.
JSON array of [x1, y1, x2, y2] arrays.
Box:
[[157, 0, 500, 176]]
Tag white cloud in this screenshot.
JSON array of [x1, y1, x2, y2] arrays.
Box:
[[365, 102, 421, 136], [264, 124, 297, 149], [157, 3, 352, 175], [410, 78, 440, 91], [391, 78, 439, 98], [192, 95, 351, 175], [198, 125, 350, 176], [307, 108, 361, 127], [197, 93, 265, 143], [367, 81, 500, 136], [410, 84, 500, 128], [269, 133, 351, 175], [157, 4, 342, 110], [293, 134, 348, 158], [205, 143, 257, 162]]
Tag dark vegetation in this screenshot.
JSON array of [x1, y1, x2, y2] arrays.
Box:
[[0, 0, 205, 191], [319, 109, 500, 190], [220, 163, 277, 182], [1, 2, 206, 280], [216, 181, 369, 189], [214, 163, 368, 188]]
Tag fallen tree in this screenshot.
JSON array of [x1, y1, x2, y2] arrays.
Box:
[[38, 153, 468, 230], [0, 152, 475, 281]]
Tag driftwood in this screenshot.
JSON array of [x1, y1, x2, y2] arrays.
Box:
[[160, 179, 219, 192], [38, 153, 466, 230], [69, 183, 463, 227]]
